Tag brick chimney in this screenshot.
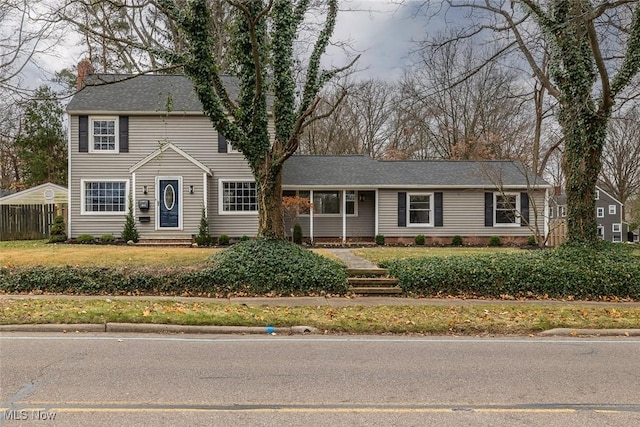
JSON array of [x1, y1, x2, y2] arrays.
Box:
[[76, 59, 95, 90]]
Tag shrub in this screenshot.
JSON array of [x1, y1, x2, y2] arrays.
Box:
[[121, 193, 139, 243], [100, 234, 116, 244], [77, 234, 95, 244], [195, 207, 212, 246], [451, 235, 463, 246], [379, 244, 640, 300], [293, 223, 303, 245], [488, 235, 502, 247], [414, 234, 425, 246], [206, 239, 348, 295], [240, 235, 251, 242], [375, 234, 385, 246], [527, 235, 537, 246], [218, 234, 230, 246], [48, 216, 67, 243]]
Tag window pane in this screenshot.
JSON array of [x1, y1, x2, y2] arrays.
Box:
[[314, 191, 340, 214], [408, 194, 431, 224], [495, 194, 518, 224], [222, 182, 257, 212], [84, 181, 126, 213]]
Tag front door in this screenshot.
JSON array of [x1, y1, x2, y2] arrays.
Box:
[[158, 179, 179, 228]]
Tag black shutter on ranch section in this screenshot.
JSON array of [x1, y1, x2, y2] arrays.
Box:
[[398, 192, 406, 227], [79, 115, 88, 152], [434, 192, 443, 227], [218, 133, 228, 153], [484, 192, 493, 227], [119, 116, 129, 153], [520, 192, 529, 226]]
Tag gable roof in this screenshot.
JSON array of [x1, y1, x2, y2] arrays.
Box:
[[67, 74, 240, 114], [0, 183, 68, 205], [282, 156, 550, 188], [553, 185, 623, 206], [129, 143, 212, 175]]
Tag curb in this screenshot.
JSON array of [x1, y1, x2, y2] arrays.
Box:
[[0, 323, 319, 335], [538, 328, 640, 337]]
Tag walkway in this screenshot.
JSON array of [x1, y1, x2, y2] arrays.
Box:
[[325, 248, 378, 269]]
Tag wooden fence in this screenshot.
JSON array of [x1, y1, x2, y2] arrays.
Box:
[[547, 219, 567, 247], [0, 204, 67, 241]]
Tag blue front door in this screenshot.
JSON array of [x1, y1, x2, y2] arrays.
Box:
[[159, 179, 179, 228]]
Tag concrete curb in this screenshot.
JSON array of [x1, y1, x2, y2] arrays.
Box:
[[539, 328, 640, 337], [0, 323, 319, 335]]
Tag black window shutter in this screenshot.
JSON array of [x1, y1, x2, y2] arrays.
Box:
[[520, 192, 529, 226], [119, 116, 129, 153], [218, 133, 228, 153], [484, 192, 493, 227], [79, 115, 88, 152], [398, 192, 407, 227], [434, 192, 443, 227]]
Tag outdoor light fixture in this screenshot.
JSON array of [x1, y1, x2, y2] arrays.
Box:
[[189, 185, 194, 194], [359, 193, 365, 202], [143, 185, 148, 195]]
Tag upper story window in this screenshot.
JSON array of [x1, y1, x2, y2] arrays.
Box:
[[609, 205, 616, 215], [559, 206, 567, 217], [595, 190, 600, 200], [90, 117, 118, 152], [612, 223, 621, 233], [597, 207, 604, 218], [220, 181, 257, 214], [495, 193, 520, 226], [408, 193, 432, 226], [82, 180, 128, 214]]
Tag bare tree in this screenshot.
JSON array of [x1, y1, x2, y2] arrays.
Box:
[[600, 106, 640, 207], [427, 0, 640, 244]]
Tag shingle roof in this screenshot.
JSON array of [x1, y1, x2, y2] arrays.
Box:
[[282, 155, 550, 188], [66, 74, 240, 113]]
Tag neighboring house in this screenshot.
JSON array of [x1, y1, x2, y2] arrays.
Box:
[[549, 186, 628, 243], [66, 72, 551, 244]]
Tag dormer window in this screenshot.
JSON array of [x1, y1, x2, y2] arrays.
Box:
[[90, 117, 118, 152]]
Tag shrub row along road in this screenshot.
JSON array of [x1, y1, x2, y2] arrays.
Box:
[[1, 333, 639, 426]]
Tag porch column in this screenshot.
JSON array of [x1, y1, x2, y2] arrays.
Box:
[[309, 190, 314, 244], [342, 190, 347, 244], [375, 189, 379, 237]]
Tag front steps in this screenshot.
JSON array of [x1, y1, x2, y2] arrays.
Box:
[[347, 268, 402, 296], [136, 238, 193, 247]]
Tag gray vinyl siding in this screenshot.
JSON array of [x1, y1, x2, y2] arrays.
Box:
[[378, 189, 546, 237], [596, 188, 624, 242], [69, 114, 258, 238], [291, 191, 376, 238]]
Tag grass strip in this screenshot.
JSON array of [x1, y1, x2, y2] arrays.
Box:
[[2, 298, 639, 335]]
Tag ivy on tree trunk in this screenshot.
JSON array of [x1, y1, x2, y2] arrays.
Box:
[[157, 0, 348, 240]]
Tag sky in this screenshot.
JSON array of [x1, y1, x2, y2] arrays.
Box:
[[20, 0, 437, 90]]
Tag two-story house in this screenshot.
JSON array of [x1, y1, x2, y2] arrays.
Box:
[[66, 71, 551, 245], [550, 186, 628, 242]]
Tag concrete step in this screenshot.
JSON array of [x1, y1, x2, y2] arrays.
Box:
[[347, 277, 399, 286], [346, 268, 389, 277], [348, 286, 403, 295]]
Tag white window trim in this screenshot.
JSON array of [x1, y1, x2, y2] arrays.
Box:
[[559, 206, 567, 217], [494, 192, 521, 227], [407, 192, 434, 227], [597, 225, 605, 240], [88, 116, 119, 153], [595, 190, 600, 200], [597, 207, 605, 218], [227, 142, 240, 154], [155, 176, 183, 230], [80, 179, 129, 215], [218, 179, 258, 215], [612, 223, 621, 233], [609, 205, 616, 215], [299, 190, 358, 217]]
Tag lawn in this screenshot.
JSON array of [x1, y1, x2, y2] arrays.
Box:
[[352, 246, 520, 265]]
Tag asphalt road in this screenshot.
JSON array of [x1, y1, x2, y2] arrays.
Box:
[[1, 333, 639, 426]]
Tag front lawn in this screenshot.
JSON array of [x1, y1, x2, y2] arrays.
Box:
[[352, 246, 519, 265]]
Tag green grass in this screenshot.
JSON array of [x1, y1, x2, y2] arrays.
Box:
[[1, 298, 639, 335], [352, 246, 519, 265]]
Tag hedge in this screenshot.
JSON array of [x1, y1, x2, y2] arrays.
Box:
[[380, 243, 640, 300], [0, 240, 348, 297]]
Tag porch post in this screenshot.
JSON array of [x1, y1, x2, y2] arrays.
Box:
[[310, 190, 314, 244], [342, 190, 347, 244], [375, 189, 379, 237]]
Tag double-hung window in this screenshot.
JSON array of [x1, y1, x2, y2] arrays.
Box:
[[82, 180, 127, 214], [408, 193, 432, 226], [221, 181, 257, 213], [495, 193, 519, 225], [597, 207, 604, 218], [609, 205, 616, 215], [612, 223, 621, 233], [90, 117, 118, 152]]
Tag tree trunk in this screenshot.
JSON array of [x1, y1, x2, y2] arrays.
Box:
[[255, 161, 285, 240], [561, 107, 607, 244]]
